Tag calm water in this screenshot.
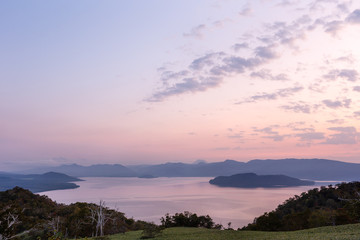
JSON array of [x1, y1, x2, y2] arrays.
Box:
[[41, 177, 317, 228]]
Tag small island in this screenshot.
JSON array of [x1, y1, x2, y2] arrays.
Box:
[[0, 172, 83, 193], [209, 173, 315, 188]]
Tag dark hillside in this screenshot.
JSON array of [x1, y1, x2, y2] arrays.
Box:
[[243, 182, 360, 231], [0, 172, 82, 192], [0, 187, 151, 239], [209, 173, 315, 188]]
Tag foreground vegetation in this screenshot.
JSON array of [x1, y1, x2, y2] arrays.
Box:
[[243, 182, 360, 231], [80, 224, 360, 240], [3, 182, 360, 239], [0, 187, 153, 239]]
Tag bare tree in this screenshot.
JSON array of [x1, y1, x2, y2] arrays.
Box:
[[0, 212, 20, 240], [89, 200, 113, 236], [48, 216, 61, 236]]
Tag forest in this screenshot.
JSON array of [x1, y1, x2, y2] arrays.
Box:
[[243, 182, 360, 231]]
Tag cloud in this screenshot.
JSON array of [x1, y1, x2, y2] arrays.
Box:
[[323, 69, 359, 82], [337, 2, 350, 14], [190, 52, 225, 71], [335, 54, 355, 63], [147, 77, 223, 102], [253, 126, 288, 142], [228, 134, 243, 139], [276, 0, 301, 7], [346, 9, 360, 23], [322, 99, 351, 109], [232, 43, 249, 52], [160, 70, 189, 85], [183, 24, 207, 39], [250, 69, 289, 81], [237, 86, 303, 104], [354, 111, 360, 117], [295, 132, 325, 141], [324, 20, 344, 35], [327, 119, 345, 124], [254, 127, 279, 135], [147, 48, 272, 102], [322, 127, 360, 145], [353, 86, 360, 92], [261, 14, 311, 47], [264, 135, 287, 141], [239, 6, 252, 17], [254, 45, 278, 59], [280, 102, 314, 113]]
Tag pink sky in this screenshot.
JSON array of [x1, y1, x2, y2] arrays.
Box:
[[0, 0, 360, 170]]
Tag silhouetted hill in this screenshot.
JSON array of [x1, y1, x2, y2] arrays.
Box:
[[21, 163, 137, 177], [0, 172, 82, 192], [0, 187, 150, 239], [18, 158, 360, 181], [243, 182, 360, 231], [127, 158, 360, 180], [209, 173, 315, 188], [127, 159, 246, 177]]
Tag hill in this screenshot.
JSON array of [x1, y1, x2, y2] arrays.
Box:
[[127, 158, 360, 180], [0, 172, 82, 192], [242, 181, 360, 231], [20, 163, 137, 177], [0, 187, 152, 239], [19, 158, 360, 181], [209, 173, 315, 188]]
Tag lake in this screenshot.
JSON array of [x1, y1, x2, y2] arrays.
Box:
[[41, 177, 318, 229]]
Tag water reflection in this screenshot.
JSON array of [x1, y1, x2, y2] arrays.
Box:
[[41, 177, 317, 228]]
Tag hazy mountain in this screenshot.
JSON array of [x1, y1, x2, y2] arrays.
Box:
[[20, 163, 137, 177], [127, 159, 246, 177], [127, 158, 360, 180], [0, 172, 82, 192], [209, 173, 315, 188], [18, 158, 360, 181]]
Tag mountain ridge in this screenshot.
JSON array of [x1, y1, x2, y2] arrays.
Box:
[[16, 158, 360, 181]]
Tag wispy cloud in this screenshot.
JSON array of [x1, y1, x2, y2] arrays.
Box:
[[295, 132, 325, 141], [236, 86, 303, 104], [239, 7, 252, 17], [322, 127, 360, 145], [322, 99, 351, 109], [353, 86, 360, 92], [280, 101, 316, 114], [250, 69, 289, 81], [147, 77, 223, 102], [232, 43, 249, 52], [323, 69, 359, 82], [346, 9, 360, 23], [327, 119, 345, 124], [183, 24, 207, 39]]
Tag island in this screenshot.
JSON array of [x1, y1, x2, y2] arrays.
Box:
[[0, 172, 83, 193], [209, 173, 315, 188]]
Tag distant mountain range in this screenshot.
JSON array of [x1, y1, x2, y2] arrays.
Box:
[[19, 163, 138, 177], [0, 172, 82, 192], [209, 173, 315, 188], [17, 158, 360, 181]]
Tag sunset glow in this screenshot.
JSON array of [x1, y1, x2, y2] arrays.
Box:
[[1, 0, 360, 170]]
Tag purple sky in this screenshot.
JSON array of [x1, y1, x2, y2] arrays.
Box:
[[1, 0, 360, 170]]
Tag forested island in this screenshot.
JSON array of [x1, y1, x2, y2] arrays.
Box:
[[0, 172, 82, 192], [209, 173, 315, 188]]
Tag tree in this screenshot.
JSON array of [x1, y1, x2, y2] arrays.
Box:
[[89, 200, 113, 237], [0, 211, 20, 240]]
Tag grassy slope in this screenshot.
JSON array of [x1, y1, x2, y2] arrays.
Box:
[[84, 223, 360, 240]]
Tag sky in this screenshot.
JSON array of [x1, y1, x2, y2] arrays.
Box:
[[1, 0, 360, 170]]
